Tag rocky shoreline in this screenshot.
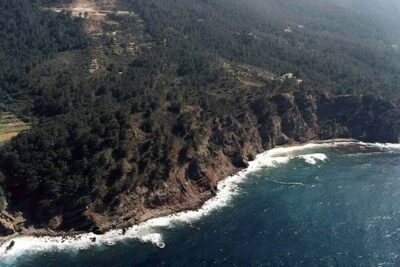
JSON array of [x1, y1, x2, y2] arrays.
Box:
[[1, 92, 400, 248], [0, 138, 392, 256]]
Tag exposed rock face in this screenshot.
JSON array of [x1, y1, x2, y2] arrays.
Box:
[[80, 92, 400, 233], [252, 92, 400, 146], [0, 211, 25, 236], [2, 92, 400, 236]]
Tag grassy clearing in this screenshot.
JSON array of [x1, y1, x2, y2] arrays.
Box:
[[0, 112, 30, 145]]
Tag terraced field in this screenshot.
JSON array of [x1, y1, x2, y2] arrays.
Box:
[[0, 112, 29, 145]]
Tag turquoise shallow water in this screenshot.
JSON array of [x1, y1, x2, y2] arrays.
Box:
[[3, 146, 400, 266]]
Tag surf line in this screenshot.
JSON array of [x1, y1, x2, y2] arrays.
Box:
[[0, 139, 362, 259]]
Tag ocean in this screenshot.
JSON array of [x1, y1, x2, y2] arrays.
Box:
[[1, 142, 400, 266]]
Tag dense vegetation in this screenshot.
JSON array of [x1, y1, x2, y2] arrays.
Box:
[[0, 0, 87, 112], [0, 0, 400, 227], [122, 0, 400, 98]]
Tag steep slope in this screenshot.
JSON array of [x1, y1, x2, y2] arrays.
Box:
[[1, 92, 399, 235]]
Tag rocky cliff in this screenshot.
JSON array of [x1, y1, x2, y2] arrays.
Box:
[[1, 91, 400, 237]]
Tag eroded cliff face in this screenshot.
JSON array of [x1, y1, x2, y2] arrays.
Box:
[[252, 92, 400, 146], [1, 92, 400, 236]]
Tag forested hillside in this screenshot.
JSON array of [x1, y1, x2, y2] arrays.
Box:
[[0, 0, 87, 112], [331, 0, 400, 39], [0, 0, 400, 235], [122, 0, 400, 98]]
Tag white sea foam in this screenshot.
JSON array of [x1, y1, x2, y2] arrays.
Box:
[[0, 140, 374, 261], [297, 153, 328, 165], [360, 142, 400, 150]]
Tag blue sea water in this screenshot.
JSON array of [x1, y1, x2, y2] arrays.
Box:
[[3, 145, 400, 266]]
